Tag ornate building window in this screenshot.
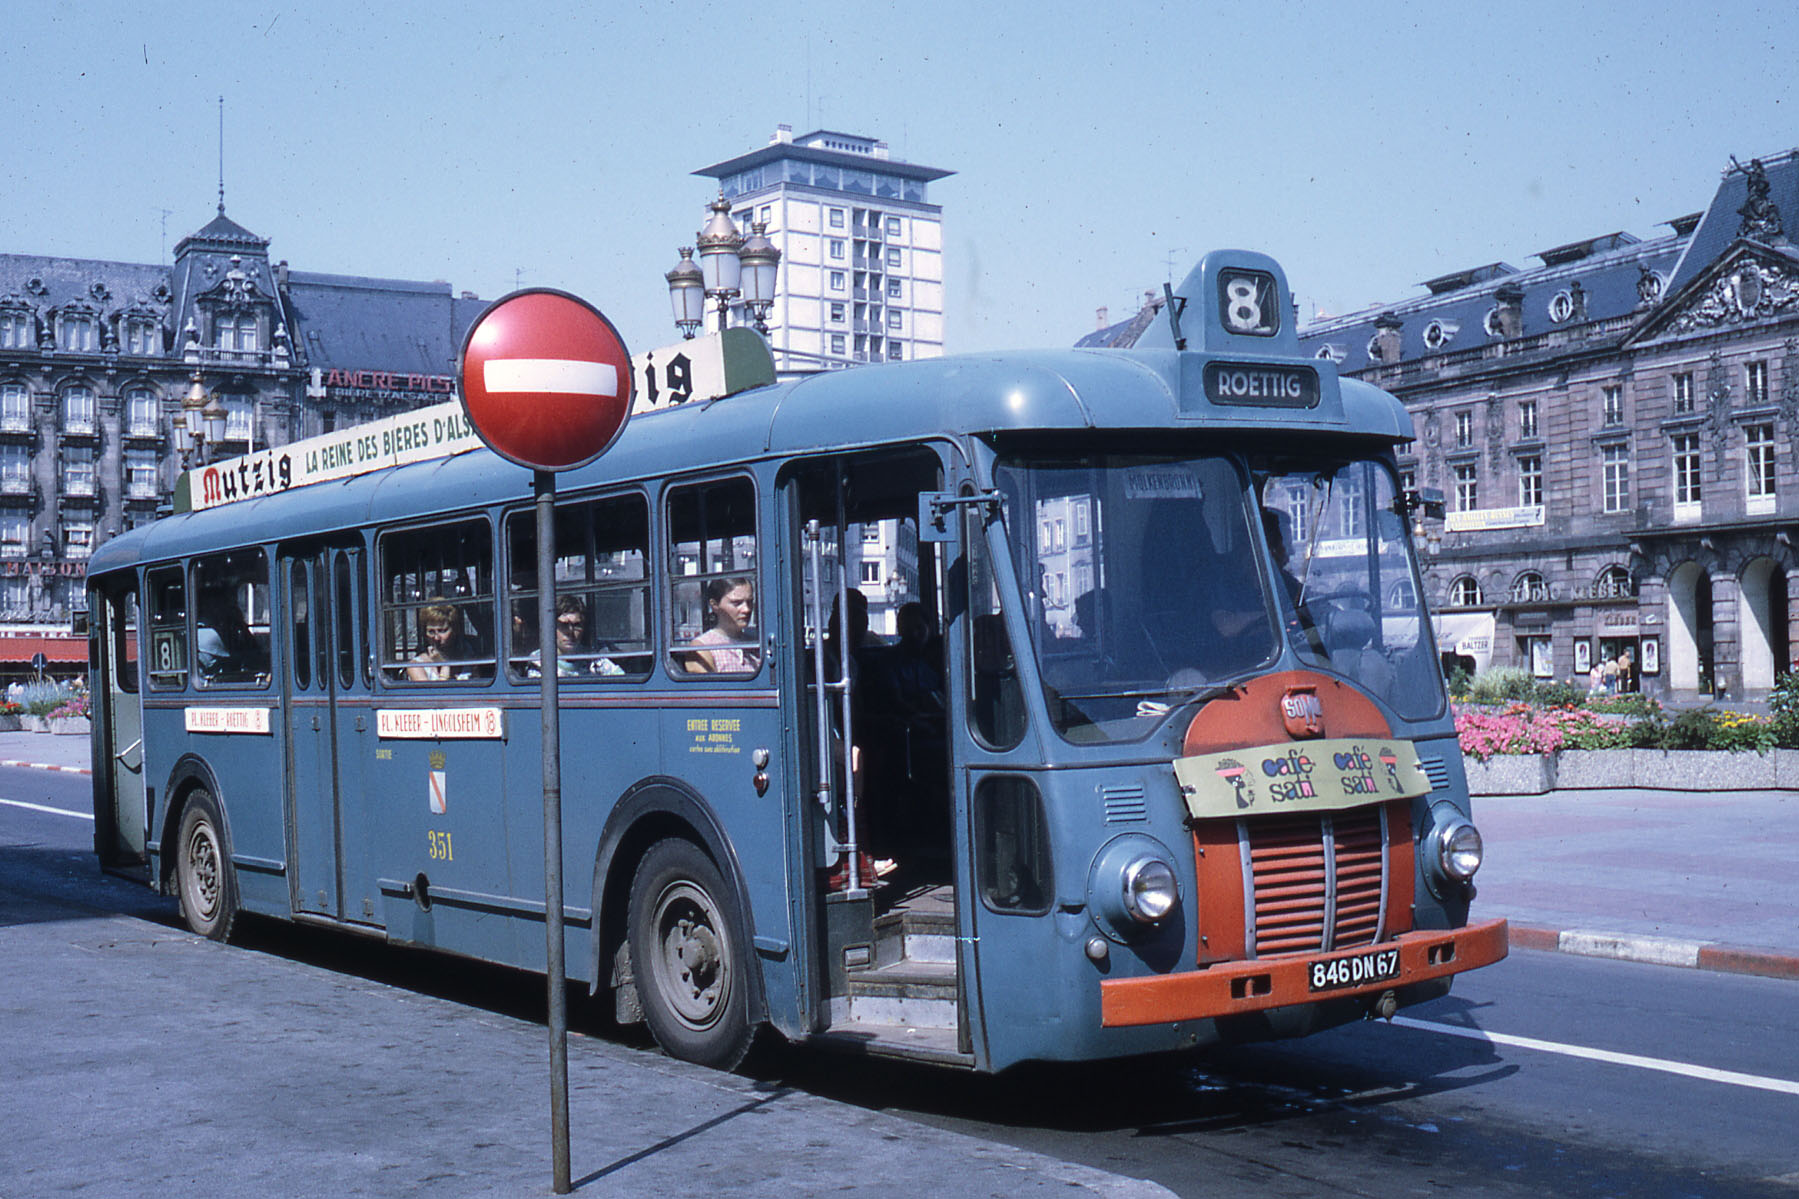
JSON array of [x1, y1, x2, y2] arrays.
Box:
[[124, 318, 160, 356], [1455, 410, 1472, 447], [1673, 433, 1702, 507], [125, 386, 160, 437], [223, 397, 254, 444], [1518, 398, 1538, 439], [1450, 576, 1482, 606], [62, 446, 96, 497], [1601, 385, 1624, 427], [0, 383, 29, 432], [1510, 571, 1548, 602], [1746, 423, 1777, 502], [1517, 455, 1543, 507], [58, 312, 97, 353], [63, 520, 94, 559], [1601, 443, 1630, 513], [62, 386, 96, 434], [215, 314, 258, 352], [1745, 360, 1769, 407], [1453, 462, 1478, 511], [1672, 372, 1695, 414], [125, 450, 160, 499], [1595, 566, 1634, 598], [0, 445, 29, 494], [0, 516, 26, 560], [0, 309, 31, 350]]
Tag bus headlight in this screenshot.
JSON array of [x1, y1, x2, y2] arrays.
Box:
[[1123, 857, 1179, 923], [1088, 834, 1184, 941], [1430, 813, 1483, 883]]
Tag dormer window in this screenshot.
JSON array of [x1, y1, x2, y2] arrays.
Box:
[[0, 310, 31, 350], [59, 313, 97, 353], [125, 318, 160, 356], [215, 314, 258, 352], [1423, 320, 1458, 350]]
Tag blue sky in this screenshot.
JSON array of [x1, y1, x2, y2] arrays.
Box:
[[7, 1, 1797, 359]]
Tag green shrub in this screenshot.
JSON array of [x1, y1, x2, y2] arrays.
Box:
[[1532, 681, 1588, 707], [1466, 667, 1535, 704], [1443, 664, 1472, 700], [1770, 672, 1799, 749], [16, 681, 75, 717], [1588, 693, 1662, 718]]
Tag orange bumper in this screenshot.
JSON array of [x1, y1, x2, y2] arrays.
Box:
[[1100, 917, 1509, 1028]]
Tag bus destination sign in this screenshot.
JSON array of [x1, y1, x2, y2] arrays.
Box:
[[1203, 361, 1320, 409]]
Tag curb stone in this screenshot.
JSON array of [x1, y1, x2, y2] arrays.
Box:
[[1509, 923, 1799, 981]]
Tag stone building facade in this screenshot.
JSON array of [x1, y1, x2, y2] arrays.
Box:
[[1081, 148, 1799, 700], [0, 207, 483, 639], [1295, 150, 1799, 699]]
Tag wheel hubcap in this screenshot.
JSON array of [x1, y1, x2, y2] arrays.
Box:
[[653, 882, 728, 1029], [186, 823, 220, 920]]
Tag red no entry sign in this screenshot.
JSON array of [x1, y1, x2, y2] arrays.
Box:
[[458, 289, 634, 472]]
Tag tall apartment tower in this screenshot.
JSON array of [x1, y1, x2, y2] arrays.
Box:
[[694, 126, 952, 373]]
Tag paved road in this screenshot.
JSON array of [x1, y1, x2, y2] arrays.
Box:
[[0, 771, 1168, 1199]]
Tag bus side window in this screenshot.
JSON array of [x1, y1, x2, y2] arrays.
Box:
[[145, 567, 187, 689], [505, 492, 652, 681], [379, 519, 496, 684], [192, 549, 272, 687], [667, 478, 759, 677], [965, 506, 1026, 750]]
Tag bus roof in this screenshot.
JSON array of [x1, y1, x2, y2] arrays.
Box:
[[88, 343, 1412, 577]]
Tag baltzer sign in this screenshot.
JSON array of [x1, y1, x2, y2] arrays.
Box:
[[185, 401, 482, 512]]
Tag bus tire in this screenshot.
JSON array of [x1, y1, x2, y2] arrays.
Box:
[[627, 837, 753, 1070], [175, 789, 238, 942]]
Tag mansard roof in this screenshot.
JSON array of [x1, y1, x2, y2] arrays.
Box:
[[1664, 150, 1799, 294], [283, 271, 486, 375], [173, 209, 270, 258]]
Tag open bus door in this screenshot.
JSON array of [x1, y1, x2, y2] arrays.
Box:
[[783, 447, 970, 1063], [92, 578, 147, 876]]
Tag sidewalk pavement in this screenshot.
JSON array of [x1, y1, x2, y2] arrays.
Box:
[[6, 727, 1795, 981]]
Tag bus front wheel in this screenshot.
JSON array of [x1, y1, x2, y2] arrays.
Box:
[[627, 838, 753, 1069], [175, 789, 238, 942]]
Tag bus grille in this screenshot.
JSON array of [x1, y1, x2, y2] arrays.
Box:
[[1246, 805, 1387, 956]]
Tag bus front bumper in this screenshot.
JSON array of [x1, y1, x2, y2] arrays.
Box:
[[1099, 917, 1509, 1028]]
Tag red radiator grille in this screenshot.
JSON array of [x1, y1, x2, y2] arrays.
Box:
[[1247, 805, 1387, 956]]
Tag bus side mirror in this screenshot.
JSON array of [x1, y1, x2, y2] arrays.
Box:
[[1400, 488, 1445, 520], [71, 610, 90, 636]]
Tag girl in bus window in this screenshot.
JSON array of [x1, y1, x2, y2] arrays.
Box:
[[685, 578, 757, 673]]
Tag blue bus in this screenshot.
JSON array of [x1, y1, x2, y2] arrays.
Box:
[[88, 252, 1506, 1072]]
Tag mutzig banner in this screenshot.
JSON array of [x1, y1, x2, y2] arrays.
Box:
[[184, 401, 482, 512]]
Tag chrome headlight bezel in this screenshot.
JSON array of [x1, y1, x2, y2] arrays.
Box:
[[1427, 805, 1483, 887], [1087, 833, 1184, 943]]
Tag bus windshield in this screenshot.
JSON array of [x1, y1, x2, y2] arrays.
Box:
[[996, 451, 1442, 744]]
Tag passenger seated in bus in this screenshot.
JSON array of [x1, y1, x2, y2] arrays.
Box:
[[684, 578, 758, 673], [407, 600, 487, 681], [195, 589, 266, 682], [522, 595, 626, 677]]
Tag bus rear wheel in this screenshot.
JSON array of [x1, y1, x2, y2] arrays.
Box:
[[627, 838, 753, 1070], [175, 789, 238, 942]]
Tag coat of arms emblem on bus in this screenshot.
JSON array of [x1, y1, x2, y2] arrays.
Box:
[[1280, 686, 1324, 738]]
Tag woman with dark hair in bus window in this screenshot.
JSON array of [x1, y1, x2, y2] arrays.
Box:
[[686, 577, 757, 673]]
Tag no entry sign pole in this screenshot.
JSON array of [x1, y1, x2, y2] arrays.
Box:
[[459, 290, 633, 1195]]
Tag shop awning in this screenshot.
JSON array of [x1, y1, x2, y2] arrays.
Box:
[[0, 636, 89, 665], [1433, 612, 1495, 672]]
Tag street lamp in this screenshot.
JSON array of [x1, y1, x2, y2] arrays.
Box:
[[173, 370, 225, 467], [738, 221, 781, 335], [694, 193, 744, 333], [665, 247, 706, 339]]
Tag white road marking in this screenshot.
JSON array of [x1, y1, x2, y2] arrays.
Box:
[[0, 796, 93, 821], [1392, 1015, 1799, 1096], [484, 359, 617, 397]]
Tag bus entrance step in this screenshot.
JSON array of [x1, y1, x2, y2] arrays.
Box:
[[872, 885, 957, 968], [842, 967, 959, 1031]]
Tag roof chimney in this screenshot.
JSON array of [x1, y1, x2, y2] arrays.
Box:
[[1096, 306, 1109, 330]]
